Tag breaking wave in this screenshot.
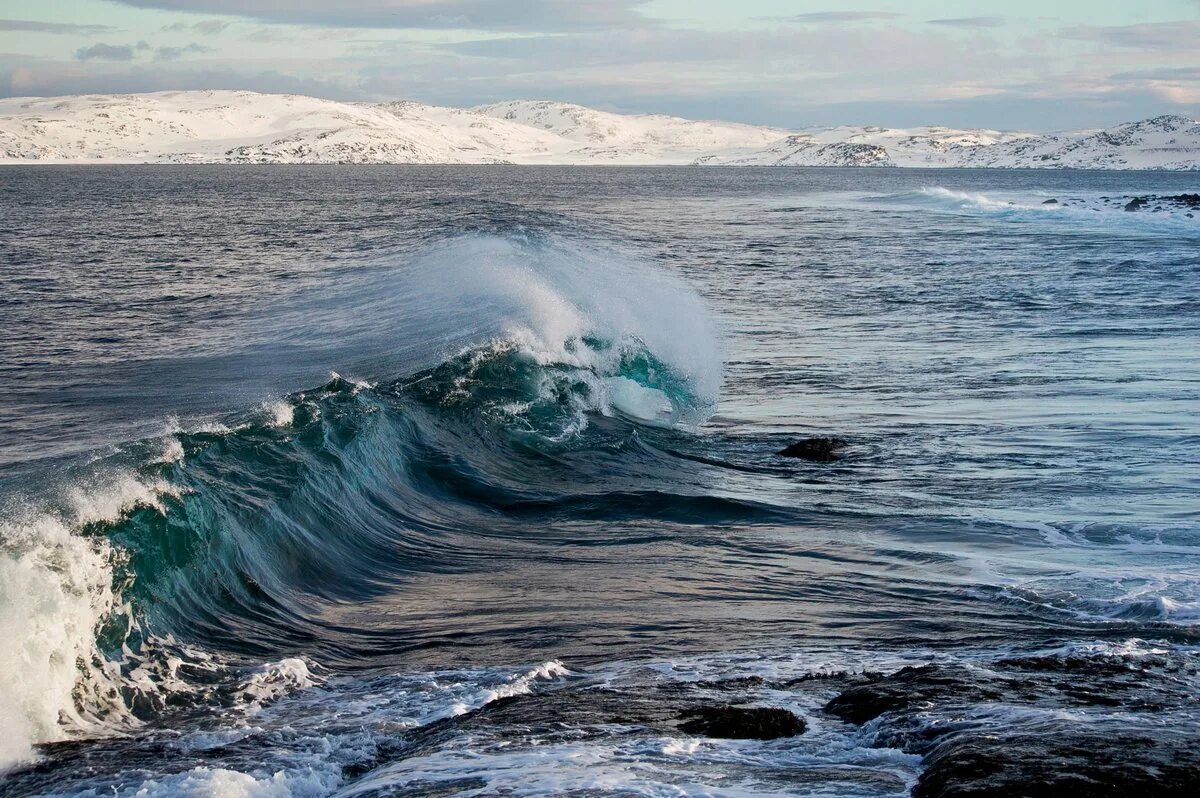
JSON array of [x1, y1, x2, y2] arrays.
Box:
[[0, 232, 722, 770]]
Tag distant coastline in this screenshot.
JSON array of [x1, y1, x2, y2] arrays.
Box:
[[2, 90, 1198, 170]]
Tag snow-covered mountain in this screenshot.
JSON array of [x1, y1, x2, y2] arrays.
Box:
[[1, 91, 1197, 170]]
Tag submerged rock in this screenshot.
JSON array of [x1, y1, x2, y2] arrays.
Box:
[[777, 437, 847, 461], [1123, 194, 1200, 213], [825, 651, 1200, 798], [824, 665, 1009, 724], [913, 730, 1200, 798], [677, 705, 806, 740], [1041, 198, 1058, 205]]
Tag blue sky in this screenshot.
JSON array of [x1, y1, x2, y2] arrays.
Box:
[[1, 0, 1197, 129]]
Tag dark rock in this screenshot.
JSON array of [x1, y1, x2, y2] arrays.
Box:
[[1041, 198, 1058, 205], [824, 665, 1010, 724], [695, 676, 766, 690], [821, 651, 1200, 798], [1169, 193, 1200, 207], [677, 705, 806, 740], [1124, 197, 1148, 212], [777, 437, 847, 461], [913, 730, 1200, 798]]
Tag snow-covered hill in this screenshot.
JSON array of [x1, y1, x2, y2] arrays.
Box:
[[475, 100, 789, 163], [0, 91, 1197, 170]]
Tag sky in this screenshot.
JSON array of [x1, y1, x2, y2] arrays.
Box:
[[0, 0, 1197, 130]]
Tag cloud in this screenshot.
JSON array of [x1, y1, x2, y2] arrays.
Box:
[[927, 17, 1005, 29], [440, 24, 1012, 85], [0, 19, 115, 35], [782, 12, 900, 23], [782, 88, 1197, 130], [10, 4, 1196, 131], [1106, 65, 1200, 105], [161, 20, 231, 35], [2, 59, 355, 100], [1109, 66, 1200, 82], [1064, 20, 1200, 49], [75, 42, 146, 61], [242, 27, 294, 43], [109, 1, 651, 32], [155, 43, 213, 61], [75, 40, 210, 63]]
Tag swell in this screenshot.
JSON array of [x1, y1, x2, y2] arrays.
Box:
[[0, 231, 736, 768]]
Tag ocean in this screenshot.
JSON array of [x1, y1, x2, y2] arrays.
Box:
[[1, 166, 1198, 797]]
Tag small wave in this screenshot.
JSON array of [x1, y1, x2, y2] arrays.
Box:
[[236, 658, 319, 706], [867, 187, 1200, 233], [1000, 575, 1200, 627], [261, 399, 296, 429], [407, 334, 709, 441]]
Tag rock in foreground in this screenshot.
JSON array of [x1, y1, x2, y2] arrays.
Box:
[[777, 437, 847, 461], [677, 705, 807, 740]]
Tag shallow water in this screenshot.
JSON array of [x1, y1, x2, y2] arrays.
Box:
[[1, 166, 1198, 796]]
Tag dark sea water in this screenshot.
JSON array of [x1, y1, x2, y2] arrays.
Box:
[[1, 166, 1198, 797]]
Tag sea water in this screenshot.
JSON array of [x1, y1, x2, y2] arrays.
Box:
[[0, 166, 1197, 796]]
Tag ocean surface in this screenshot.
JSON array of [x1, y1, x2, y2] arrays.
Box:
[[1, 166, 1198, 797]]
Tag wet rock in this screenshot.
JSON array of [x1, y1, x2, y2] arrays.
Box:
[[1041, 198, 1058, 205], [1170, 193, 1200, 207], [417, 676, 797, 744], [695, 675, 767, 690], [913, 730, 1200, 798], [1124, 197, 1148, 212], [777, 437, 847, 461], [677, 705, 806, 740], [823, 665, 1010, 724], [825, 651, 1200, 797]]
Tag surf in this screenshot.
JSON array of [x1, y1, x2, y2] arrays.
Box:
[[0, 231, 726, 769]]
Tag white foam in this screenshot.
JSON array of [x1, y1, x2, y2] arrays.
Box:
[[479, 660, 571, 704], [905, 187, 1200, 233], [605, 377, 675, 424], [0, 472, 173, 770], [328, 371, 374, 392], [238, 658, 319, 707], [92, 765, 341, 798], [334, 650, 921, 798], [262, 400, 295, 428], [417, 235, 722, 428]]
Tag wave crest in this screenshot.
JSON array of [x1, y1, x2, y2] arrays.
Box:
[[0, 232, 722, 767]]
